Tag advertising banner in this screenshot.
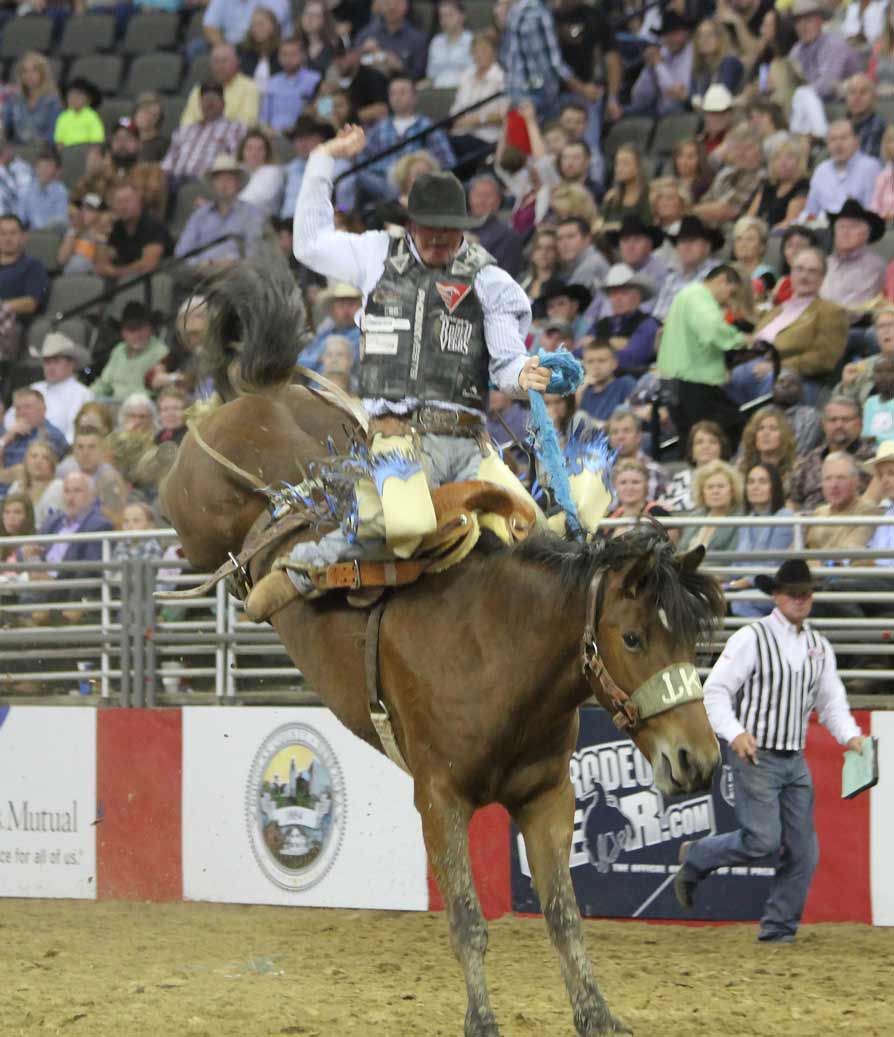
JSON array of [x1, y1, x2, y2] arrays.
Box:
[[511, 708, 773, 920], [871, 711, 894, 926], [182, 707, 428, 910], [0, 705, 97, 899]]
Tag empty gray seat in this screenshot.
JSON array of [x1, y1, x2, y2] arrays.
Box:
[[60, 143, 94, 190], [124, 53, 183, 98], [416, 87, 456, 122], [46, 275, 105, 320], [0, 17, 53, 61], [652, 113, 701, 157], [59, 15, 115, 59], [161, 95, 188, 131], [99, 98, 133, 134], [68, 55, 124, 97], [25, 230, 63, 275], [122, 12, 180, 55], [171, 180, 211, 236], [603, 117, 654, 157], [183, 54, 211, 94]]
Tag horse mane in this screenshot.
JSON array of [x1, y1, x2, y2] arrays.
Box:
[[200, 249, 307, 399], [507, 528, 725, 647]]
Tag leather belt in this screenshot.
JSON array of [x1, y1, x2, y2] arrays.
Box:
[[370, 407, 485, 438], [311, 558, 427, 591]]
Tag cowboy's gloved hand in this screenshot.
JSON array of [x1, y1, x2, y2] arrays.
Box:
[[519, 356, 551, 393], [322, 124, 366, 160]]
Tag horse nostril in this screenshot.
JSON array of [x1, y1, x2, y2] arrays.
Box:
[[678, 747, 692, 778]]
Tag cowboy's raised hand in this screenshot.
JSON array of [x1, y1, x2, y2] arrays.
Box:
[[519, 356, 551, 393], [323, 124, 366, 160]]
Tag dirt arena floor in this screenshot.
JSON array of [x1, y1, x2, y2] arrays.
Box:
[[1, 902, 892, 1037]]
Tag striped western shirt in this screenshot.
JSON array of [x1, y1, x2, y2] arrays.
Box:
[[292, 151, 531, 416], [703, 608, 860, 752]]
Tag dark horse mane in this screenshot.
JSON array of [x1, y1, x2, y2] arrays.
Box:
[[505, 528, 725, 647]]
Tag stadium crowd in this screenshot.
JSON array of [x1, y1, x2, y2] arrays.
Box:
[[0, 0, 892, 672]]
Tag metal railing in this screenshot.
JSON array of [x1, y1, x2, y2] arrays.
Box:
[[1, 514, 893, 704]]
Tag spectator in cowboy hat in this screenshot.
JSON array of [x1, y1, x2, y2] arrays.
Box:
[[592, 264, 659, 375], [652, 215, 723, 321], [789, 0, 861, 101], [537, 280, 591, 342], [694, 84, 737, 160], [174, 154, 266, 275], [629, 12, 696, 118], [91, 302, 169, 402], [862, 441, 894, 564], [604, 214, 667, 311], [279, 114, 338, 221], [22, 333, 92, 443], [53, 78, 104, 149], [297, 282, 362, 373], [820, 198, 887, 320]]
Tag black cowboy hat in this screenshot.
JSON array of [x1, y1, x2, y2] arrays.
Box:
[[539, 278, 592, 311], [660, 11, 696, 33], [754, 559, 821, 596], [288, 114, 335, 141], [66, 76, 102, 110], [606, 214, 665, 249], [394, 171, 484, 230], [121, 300, 152, 329], [830, 197, 886, 244], [668, 214, 725, 253]]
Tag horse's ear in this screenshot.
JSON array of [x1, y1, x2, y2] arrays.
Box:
[[678, 545, 706, 572], [622, 551, 657, 597]]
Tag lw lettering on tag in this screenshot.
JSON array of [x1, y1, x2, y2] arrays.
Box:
[[660, 667, 702, 706], [439, 315, 473, 355], [364, 333, 400, 356]]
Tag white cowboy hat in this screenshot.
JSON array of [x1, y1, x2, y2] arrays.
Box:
[[603, 263, 654, 300], [790, 0, 829, 19], [205, 154, 248, 186], [320, 281, 363, 302], [863, 440, 894, 470], [40, 331, 89, 369], [694, 84, 734, 113]]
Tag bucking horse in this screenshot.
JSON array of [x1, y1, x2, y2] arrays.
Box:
[[159, 256, 725, 1037]]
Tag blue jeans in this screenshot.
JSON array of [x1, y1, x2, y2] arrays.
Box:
[[686, 749, 819, 940]]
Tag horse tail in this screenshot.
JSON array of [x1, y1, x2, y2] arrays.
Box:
[[201, 249, 306, 398]]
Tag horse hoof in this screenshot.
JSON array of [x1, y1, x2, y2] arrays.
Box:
[[465, 1014, 500, 1037], [581, 1011, 633, 1036]]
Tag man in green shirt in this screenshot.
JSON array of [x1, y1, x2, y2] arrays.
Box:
[[91, 302, 168, 401], [658, 264, 747, 447]]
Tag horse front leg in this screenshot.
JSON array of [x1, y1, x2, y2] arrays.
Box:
[[515, 779, 632, 1037], [415, 780, 500, 1037]]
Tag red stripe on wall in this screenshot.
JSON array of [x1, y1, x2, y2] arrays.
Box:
[[428, 804, 511, 920], [803, 711, 872, 923], [97, 709, 182, 902]]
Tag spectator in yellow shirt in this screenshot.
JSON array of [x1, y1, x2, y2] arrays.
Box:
[[180, 44, 259, 129], [53, 78, 105, 149]]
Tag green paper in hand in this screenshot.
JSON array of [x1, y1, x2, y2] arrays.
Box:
[[842, 737, 879, 800]]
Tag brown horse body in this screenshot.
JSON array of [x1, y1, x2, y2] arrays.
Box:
[[161, 260, 725, 1037]]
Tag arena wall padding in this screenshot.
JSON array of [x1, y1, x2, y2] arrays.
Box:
[[428, 804, 512, 920], [97, 708, 182, 902], [803, 710, 872, 924]]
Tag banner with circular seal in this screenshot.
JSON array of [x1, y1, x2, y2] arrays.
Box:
[[245, 723, 346, 892]]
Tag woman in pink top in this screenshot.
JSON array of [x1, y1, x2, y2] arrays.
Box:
[[871, 124, 894, 221]]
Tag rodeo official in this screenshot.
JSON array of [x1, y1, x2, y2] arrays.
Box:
[[674, 559, 868, 943], [284, 124, 606, 591]]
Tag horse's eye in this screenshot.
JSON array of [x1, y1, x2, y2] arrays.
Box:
[[622, 632, 642, 651]]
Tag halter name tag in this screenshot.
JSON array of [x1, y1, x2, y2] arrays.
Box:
[[630, 663, 705, 723], [660, 665, 703, 707]]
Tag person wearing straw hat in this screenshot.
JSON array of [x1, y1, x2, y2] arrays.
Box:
[[286, 123, 576, 595], [297, 282, 363, 374], [693, 84, 736, 160], [593, 263, 659, 374], [863, 440, 894, 562], [27, 333, 92, 443], [674, 558, 868, 941], [789, 0, 861, 100], [174, 154, 266, 275]]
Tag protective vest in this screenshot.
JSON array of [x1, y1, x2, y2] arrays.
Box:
[[359, 235, 494, 410]]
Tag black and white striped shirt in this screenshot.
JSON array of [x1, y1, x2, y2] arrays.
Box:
[[703, 609, 861, 752]]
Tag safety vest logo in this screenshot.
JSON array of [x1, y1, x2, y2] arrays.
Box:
[[435, 281, 472, 314], [439, 314, 473, 355], [246, 723, 346, 892]]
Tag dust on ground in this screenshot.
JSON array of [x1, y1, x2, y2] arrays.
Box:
[[1, 901, 891, 1036]]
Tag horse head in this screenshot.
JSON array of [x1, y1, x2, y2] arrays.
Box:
[[583, 535, 724, 797]]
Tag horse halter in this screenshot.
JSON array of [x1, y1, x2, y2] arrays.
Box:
[[580, 569, 705, 732]]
